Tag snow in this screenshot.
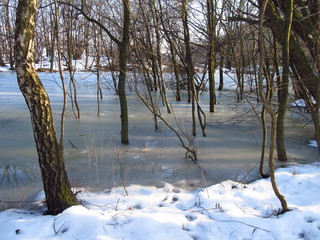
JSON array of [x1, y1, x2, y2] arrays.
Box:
[[309, 140, 318, 148], [292, 99, 308, 108], [0, 66, 10, 72], [1, 163, 320, 240]]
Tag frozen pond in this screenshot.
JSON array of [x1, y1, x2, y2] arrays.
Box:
[[0, 71, 318, 208]]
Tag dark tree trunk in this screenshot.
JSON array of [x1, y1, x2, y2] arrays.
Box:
[[182, 0, 196, 136], [276, 0, 293, 162], [15, 0, 78, 215], [118, 0, 130, 145], [0, 54, 5, 67], [264, 0, 318, 100], [218, 56, 224, 91], [207, 0, 216, 112], [258, 0, 289, 214]]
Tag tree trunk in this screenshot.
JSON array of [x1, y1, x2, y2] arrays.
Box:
[[264, 0, 318, 100], [158, 1, 181, 101], [218, 56, 224, 91], [5, 0, 14, 69], [276, 0, 293, 162], [118, 0, 130, 145], [15, 0, 78, 215], [54, 0, 67, 151], [94, 27, 103, 116], [258, 0, 289, 214], [270, 114, 289, 213], [182, 0, 196, 136], [153, 4, 171, 114], [207, 0, 216, 112], [260, 105, 269, 178]]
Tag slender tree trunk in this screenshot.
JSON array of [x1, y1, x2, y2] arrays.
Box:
[[153, 4, 171, 114], [118, 0, 130, 145], [260, 105, 269, 178], [49, 10, 56, 73], [15, 0, 78, 215], [276, 0, 293, 162], [258, 0, 289, 214], [182, 0, 196, 136], [158, 1, 181, 101], [270, 114, 289, 213], [66, 28, 80, 119], [94, 27, 102, 115], [54, 0, 67, 151], [170, 41, 181, 101], [218, 56, 224, 91], [5, 0, 14, 69], [59, 0, 129, 144], [207, 0, 216, 112]]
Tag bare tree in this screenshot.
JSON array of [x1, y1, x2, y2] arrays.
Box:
[[258, 0, 289, 214], [59, 0, 130, 144], [15, 0, 78, 215]]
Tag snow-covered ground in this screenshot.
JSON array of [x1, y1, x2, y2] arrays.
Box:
[[1, 162, 320, 240]]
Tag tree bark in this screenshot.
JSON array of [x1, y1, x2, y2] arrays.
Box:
[[218, 56, 224, 91], [258, 0, 289, 214], [207, 0, 216, 112], [118, 0, 130, 145], [276, 0, 293, 162], [264, 0, 318, 100], [182, 0, 196, 136], [15, 0, 78, 215]]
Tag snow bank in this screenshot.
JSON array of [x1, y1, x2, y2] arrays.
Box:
[[1, 163, 320, 240]]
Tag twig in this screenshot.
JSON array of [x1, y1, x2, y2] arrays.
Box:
[[216, 219, 270, 232], [233, 162, 260, 188]]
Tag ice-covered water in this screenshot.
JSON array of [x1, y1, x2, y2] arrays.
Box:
[[0, 71, 317, 208]]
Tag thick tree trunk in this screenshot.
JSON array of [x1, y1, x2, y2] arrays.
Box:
[[15, 0, 78, 215]]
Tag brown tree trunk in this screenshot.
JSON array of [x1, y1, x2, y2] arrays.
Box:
[[15, 0, 78, 215], [218, 56, 224, 91], [276, 0, 293, 162], [118, 0, 130, 145], [182, 0, 196, 136], [258, 0, 289, 214], [158, 1, 181, 101], [264, 0, 318, 100], [207, 0, 216, 112]]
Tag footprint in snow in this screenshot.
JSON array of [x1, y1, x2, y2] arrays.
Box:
[[186, 215, 197, 222]]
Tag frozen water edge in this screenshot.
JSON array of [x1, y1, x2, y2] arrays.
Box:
[[1, 162, 320, 240]]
